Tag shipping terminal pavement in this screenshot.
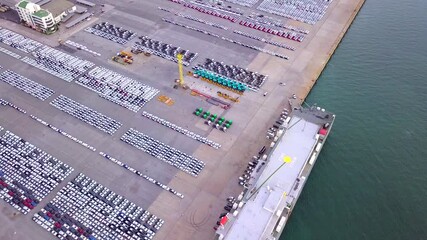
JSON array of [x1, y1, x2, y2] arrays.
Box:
[[0, 0, 364, 239]]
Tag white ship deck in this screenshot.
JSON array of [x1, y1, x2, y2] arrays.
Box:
[[218, 113, 323, 240]]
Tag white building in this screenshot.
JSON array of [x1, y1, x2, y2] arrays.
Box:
[[15, 0, 76, 34]]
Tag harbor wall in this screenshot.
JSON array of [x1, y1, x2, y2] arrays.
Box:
[[299, 0, 367, 101]]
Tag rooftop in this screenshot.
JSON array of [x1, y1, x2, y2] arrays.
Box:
[[32, 9, 50, 18], [43, 0, 74, 17], [17, 1, 29, 8]]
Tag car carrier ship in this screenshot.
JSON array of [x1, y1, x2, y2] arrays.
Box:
[[215, 105, 335, 240]]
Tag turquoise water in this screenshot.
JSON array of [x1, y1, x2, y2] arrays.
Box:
[[280, 0, 427, 239]]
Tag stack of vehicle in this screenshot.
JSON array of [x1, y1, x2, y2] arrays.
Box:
[[50, 95, 123, 135], [132, 36, 198, 66], [121, 128, 205, 177], [194, 108, 233, 132], [33, 173, 163, 239], [200, 58, 268, 91], [0, 130, 74, 214], [0, 70, 55, 101], [193, 67, 247, 93], [142, 111, 221, 149], [85, 22, 137, 44]]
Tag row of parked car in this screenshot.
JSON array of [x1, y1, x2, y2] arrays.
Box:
[[50, 95, 123, 135], [76, 66, 159, 113], [246, 13, 310, 35], [0, 130, 74, 214], [142, 111, 221, 149], [133, 36, 198, 67], [65, 40, 101, 57], [222, 0, 259, 7], [238, 19, 306, 42], [0, 98, 26, 113], [121, 128, 205, 177], [1, 97, 98, 153], [99, 152, 184, 199], [163, 18, 290, 60], [0, 45, 21, 59], [0, 28, 95, 84], [239, 146, 269, 188], [6, 100, 183, 199], [30, 114, 97, 152], [33, 173, 162, 240], [85, 22, 137, 45], [159, 7, 229, 30], [0, 70, 55, 101], [257, 0, 332, 25], [233, 30, 296, 51], [27, 45, 95, 83], [174, 0, 239, 22], [0, 28, 43, 53]]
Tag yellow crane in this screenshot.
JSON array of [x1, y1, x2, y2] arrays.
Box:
[[174, 53, 188, 89]]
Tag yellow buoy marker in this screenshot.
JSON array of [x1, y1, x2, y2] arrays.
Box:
[[283, 156, 292, 163]]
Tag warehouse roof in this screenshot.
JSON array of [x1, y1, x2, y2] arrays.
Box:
[[43, 0, 74, 17]]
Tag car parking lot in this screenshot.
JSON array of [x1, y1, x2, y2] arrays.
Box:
[[33, 173, 163, 240], [0, 0, 358, 238], [121, 128, 205, 177], [0, 70, 55, 101], [76, 66, 159, 112], [0, 28, 43, 53], [50, 95, 123, 135], [23, 45, 95, 82], [257, 0, 333, 25], [0, 129, 74, 215], [0, 45, 21, 59]]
